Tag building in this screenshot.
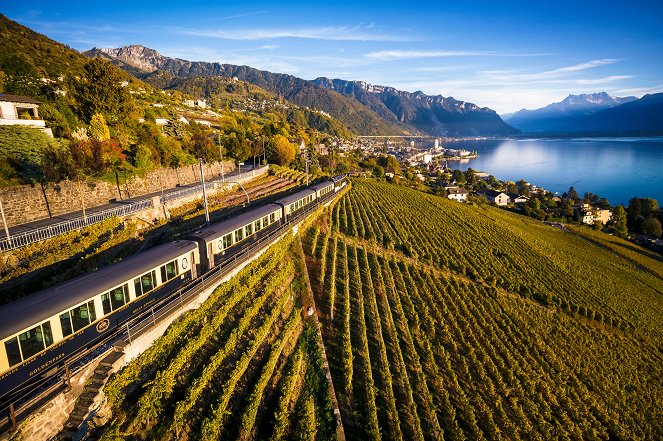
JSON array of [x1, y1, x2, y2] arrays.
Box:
[[594, 208, 612, 224], [447, 187, 468, 202], [477, 189, 510, 206], [0, 93, 52, 136], [508, 193, 530, 204]]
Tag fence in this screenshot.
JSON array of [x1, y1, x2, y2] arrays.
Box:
[[0, 166, 269, 253], [0, 199, 154, 252]]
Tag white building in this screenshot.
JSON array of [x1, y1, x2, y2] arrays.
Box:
[[0, 93, 52, 136], [447, 187, 468, 202]]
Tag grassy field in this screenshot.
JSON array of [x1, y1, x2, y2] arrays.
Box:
[[302, 179, 662, 440]]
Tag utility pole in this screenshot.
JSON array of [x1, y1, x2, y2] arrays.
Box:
[[305, 145, 309, 186], [199, 158, 210, 224], [262, 136, 266, 165], [218, 134, 225, 183]]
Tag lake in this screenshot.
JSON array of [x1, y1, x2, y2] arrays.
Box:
[[439, 137, 663, 205]]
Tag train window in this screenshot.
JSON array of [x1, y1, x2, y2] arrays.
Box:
[[71, 303, 93, 332], [269, 213, 275, 223], [140, 271, 156, 294], [4, 338, 21, 367], [102, 293, 112, 314], [254, 220, 261, 231], [104, 284, 130, 312], [42, 322, 53, 347], [222, 234, 232, 249], [60, 312, 73, 337], [88, 301, 97, 322], [18, 325, 45, 360], [110, 286, 126, 310], [234, 229, 243, 243], [245, 224, 253, 237], [161, 260, 178, 282]]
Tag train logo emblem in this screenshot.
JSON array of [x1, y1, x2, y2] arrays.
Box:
[[96, 319, 110, 333]]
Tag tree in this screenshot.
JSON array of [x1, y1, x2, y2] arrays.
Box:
[[610, 205, 628, 238], [73, 58, 132, 123], [641, 218, 662, 237], [272, 134, 296, 166], [567, 186, 579, 201], [89, 113, 110, 141]]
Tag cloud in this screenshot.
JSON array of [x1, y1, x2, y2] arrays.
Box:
[[553, 58, 621, 73], [364, 50, 545, 60], [612, 84, 663, 96], [575, 75, 633, 84], [178, 25, 413, 42]]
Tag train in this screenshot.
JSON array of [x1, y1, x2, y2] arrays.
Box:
[[0, 175, 347, 406]]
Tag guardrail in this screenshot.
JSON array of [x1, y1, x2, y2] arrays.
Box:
[[0, 166, 270, 253], [0, 199, 154, 252]]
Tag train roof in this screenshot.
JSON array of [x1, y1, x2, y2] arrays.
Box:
[[310, 180, 334, 191], [274, 188, 316, 205], [0, 240, 198, 339], [331, 175, 347, 183], [188, 204, 282, 243]]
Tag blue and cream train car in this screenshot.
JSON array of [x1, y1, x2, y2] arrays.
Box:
[[310, 180, 335, 203], [188, 203, 283, 273], [274, 188, 317, 221], [332, 174, 348, 191], [0, 241, 198, 400]]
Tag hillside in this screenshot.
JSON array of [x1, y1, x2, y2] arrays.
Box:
[[96, 176, 663, 440], [85, 46, 406, 136], [301, 179, 662, 440], [99, 220, 338, 441], [505, 92, 636, 133], [313, 77, 519, 136]]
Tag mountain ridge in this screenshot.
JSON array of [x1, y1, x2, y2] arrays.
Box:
[[505, 92, 638, 133], [87, 45, 518, 137]]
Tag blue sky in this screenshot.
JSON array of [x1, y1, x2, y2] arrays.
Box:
[[3, 0, 662, 113]]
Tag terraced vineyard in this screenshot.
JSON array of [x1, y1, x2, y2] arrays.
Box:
[[100, 235, 336, 440], [303, 179, 663, 440]]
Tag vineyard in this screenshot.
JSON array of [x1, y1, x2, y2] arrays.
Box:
[[303, 179, 663, 440], [99, 233, 336, 440]]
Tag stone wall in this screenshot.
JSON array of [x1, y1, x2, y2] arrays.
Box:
[[0, 161, 235, 227]]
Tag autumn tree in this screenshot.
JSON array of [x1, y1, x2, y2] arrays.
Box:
[[272, 134, 296, 166]]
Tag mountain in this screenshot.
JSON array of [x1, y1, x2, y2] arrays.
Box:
[[563, 92, 663, 134], [86, 45, 517, 137], [85, 46, 406, 136], [504, 92, 637, 133], [312, 77, 519, 136]]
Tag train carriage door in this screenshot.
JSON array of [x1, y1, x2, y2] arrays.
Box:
[[208, 242, 214, 270]]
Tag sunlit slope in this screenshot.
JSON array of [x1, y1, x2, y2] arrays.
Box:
[[303, 179, 662, 440], [101, 238, 336, 441]]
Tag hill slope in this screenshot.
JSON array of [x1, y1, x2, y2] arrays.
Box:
[[313, 77, 519, 136], [85, 45, 406, 136], [505, 92, 636, 133], [302, 179, 662, 440]]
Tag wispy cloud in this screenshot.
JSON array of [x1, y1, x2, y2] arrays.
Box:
[[550, 58, 621, 73], [575, 75, 633, 84], [613, 84, 663, 96], [178, 24, 414, 42], [364, 50, 545, 60]]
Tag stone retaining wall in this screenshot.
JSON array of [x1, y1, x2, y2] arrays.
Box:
[[0, 161, 235, 227]]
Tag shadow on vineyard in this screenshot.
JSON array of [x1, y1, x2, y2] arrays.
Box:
[[303, 178, 663, 441]]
